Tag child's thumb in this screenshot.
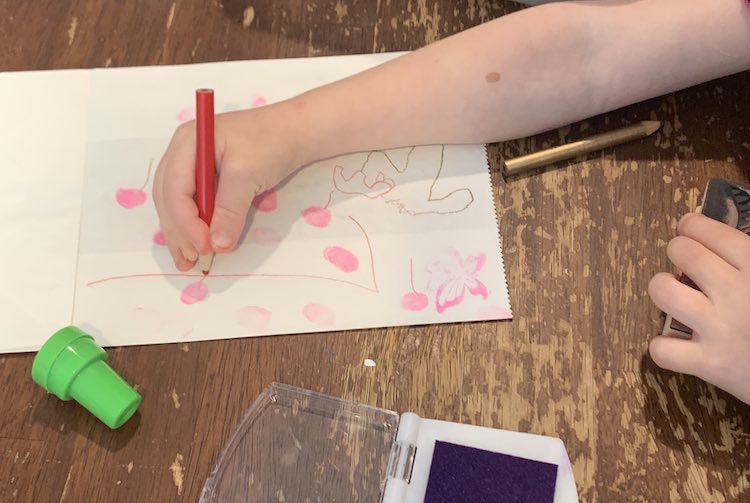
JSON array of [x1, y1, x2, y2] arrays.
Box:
[[209, 163, 255, 252], [648, 335, 705, 378]]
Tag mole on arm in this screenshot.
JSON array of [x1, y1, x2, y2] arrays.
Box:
[[485, 72, 501, 83]]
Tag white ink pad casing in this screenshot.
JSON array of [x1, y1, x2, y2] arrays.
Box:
[[199, 383, 578, 502]]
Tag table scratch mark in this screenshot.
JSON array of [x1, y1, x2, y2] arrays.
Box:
[[67, 17, 78, 46], [169, 453, 184, 495], [242, 6, 255, 27], [171, 389, 181, 409], [59, 468, 73, 502], [166, 2, 176, 30]]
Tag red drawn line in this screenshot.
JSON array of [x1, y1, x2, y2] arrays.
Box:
[[88, 272, 377, 292], [86, 216, 380, 293], [87, 272, 203, 286]]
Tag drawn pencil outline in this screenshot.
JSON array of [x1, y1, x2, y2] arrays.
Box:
[[327, 145, 475, 216], [382, 146, 475, 216], [139, 159, 154, 191], [332, 163, 396, 199], [400, 258, 429, 312]]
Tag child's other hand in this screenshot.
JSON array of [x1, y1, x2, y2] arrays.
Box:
[[153, 106, 302, 270], [648, 213, 750, 404]]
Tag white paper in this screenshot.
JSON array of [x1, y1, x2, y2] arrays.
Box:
[[1, 53, 511, 352], [0, 70, 89, 352]]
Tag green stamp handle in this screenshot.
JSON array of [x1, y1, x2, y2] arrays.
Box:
[[32, 326, 141, 429]]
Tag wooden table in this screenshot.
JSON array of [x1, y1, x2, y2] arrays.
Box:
[[1, 1, 749, 501]]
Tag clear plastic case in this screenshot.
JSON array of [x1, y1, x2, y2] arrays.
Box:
[[199, 383, 399, 502]]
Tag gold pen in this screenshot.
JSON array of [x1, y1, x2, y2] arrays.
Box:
[[503, 120, 662, 177]]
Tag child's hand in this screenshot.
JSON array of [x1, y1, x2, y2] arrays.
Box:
[[648, 213, 750, 404], [153, 105, 304, 270]]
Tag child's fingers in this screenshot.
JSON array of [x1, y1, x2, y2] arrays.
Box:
[[649, 335, 707, 378], [166, 240, 197, 272], [678, 213, 750, 270], [158, 149, 212, 255], [666, 235, 737, 298], [210, 160, 256, 252], [160, 222, 199, 270], [648, 272, 714, 334], [162, 186, 211, 254]]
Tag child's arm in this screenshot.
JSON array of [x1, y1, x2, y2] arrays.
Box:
[[153, 0, 750, 269], [649, 214, 750, 405], [294, 0, 750, 159]]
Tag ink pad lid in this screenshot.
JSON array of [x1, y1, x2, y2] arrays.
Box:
[[198, 383, 578, 502]]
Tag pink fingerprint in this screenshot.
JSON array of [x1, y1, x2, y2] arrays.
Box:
[[247, 227, 282, 246], [478, 305, 513, 320], [323, 246, 359, 273], [116, 188, 147, 209], [303, 303, 335, 326], [180, 281, 209, 304], [252, 189, 277, 212], [400, 292, 428, 312], [251, 96, 268, 107], [238, 306, 272, 332], [302, 206, 331, 228], [176, 107, 195, 122], [153, 230, 167, 246]]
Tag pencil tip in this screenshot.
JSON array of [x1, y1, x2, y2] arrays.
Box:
[[196, 252, 215, 277], [641, 120, 662, 136]]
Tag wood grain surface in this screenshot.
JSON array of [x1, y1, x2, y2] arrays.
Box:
[[1, 1, 749, 501]]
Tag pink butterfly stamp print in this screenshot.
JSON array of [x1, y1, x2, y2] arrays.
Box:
[[427, 248, 488, 313]]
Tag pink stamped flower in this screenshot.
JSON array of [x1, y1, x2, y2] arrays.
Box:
[[427, 249, 488, 313]]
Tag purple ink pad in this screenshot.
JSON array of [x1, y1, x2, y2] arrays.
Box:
[[423, 440, 558, 503]]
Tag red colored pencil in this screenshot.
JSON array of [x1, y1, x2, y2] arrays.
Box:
[[195, 89, 216, 274]]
